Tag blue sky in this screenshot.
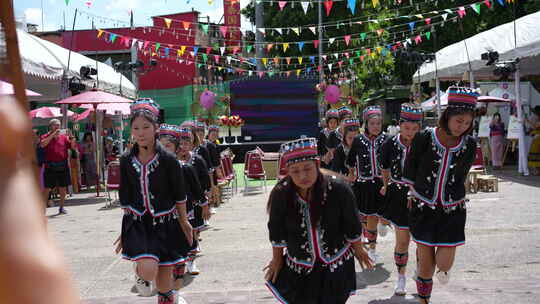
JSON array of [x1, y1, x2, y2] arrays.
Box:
[[14, 0, 252, 31]]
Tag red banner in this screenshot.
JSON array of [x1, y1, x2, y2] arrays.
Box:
[[223, 0, 241, 46]]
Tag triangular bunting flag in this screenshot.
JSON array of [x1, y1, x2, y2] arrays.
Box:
[[286, 57, 291, 65], [206, 47, 212, 55], [286, 71, 292, 77], [138, 41, 143, 50], [182, 21, 191, 30], [143, 41, 150, 49], [278, 1, 287, 10], [247, 45, 253, 53], [202, 54, 208, 63], [309, 27, 317, 35], [415, 35, 422, 44], [292, 28, 300, 36], [97, 29, 104, 38], [329, 38, 335, 45], [415, 14, 424, 19], [296, 69, 301, 76], [324, 1, 333, 16], [214, 55, 220, 63], [189, 51, 194, 58], [248, 70, 253, 77], [485, 0, 492, 8], [262, 58, 268, 66], [267, 44, 274, 52], [349, 58, 354, 66], [372, 0, 379, 8], [425, 18, 431, 25], [310, 56, 315, 64], [258, 71, 264, 78], [344, 52, 350, 59], [355, 51, 361, 57], [322, 55, 327, 61], [376, 29, 384, 37], [442, 13, 448, 21], [220, 47, 225, 55], [348, 0, 356, 14], [408, 22, 416, 31], [338, 61, 343, 68], [164, 18, 172, 29], [232, 46, 239, 55], [360, 55, 365, 62], [314, 40, 320, 49], [201, 24, 209, 34], [344, 35, 351, 46], [457, 7, 466, 18], [110, 34, 117, 43], [227, 56, 232, 64], [497, 0, 504, 6], [283, 43, 289, 52], [360, 33, 367, 41], [471, 3, 481, 14], [301, 2, 310, 14], [426, 32, 431, 40], [155, 43, 161, 52], [317, 65, 322, 72], [180, 45, 186, 55], [257, 28, 265, 35], [328, 63, 333, 71], [275, 28, 283, 35], [220, 26, 228, 37], [298, 41, 305, 51], [376, 46, 382, 54], [333, 53, 339, 59]]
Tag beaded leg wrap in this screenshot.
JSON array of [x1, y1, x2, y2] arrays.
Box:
[[394, 252, 409, 271], [173, 264, 185, 280], [416, 276, 433, 301], [364, 229, 378, 245], [158, 290, 175, 303], [359, 215, 367, 224]]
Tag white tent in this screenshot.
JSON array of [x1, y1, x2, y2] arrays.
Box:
[[421, 91, 448, 111], [0, 29, 136, 102], [414, 11, 540, 82]]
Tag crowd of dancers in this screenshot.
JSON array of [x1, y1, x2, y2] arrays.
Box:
[[265, 86, 478, 304], [117, 86, 479, 304]]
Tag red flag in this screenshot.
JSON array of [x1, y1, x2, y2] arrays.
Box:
[[314, 40, 320, 49], [324, 1, 333, 16], [485, 0, 492, 8], [425, 18, 431, 25], [344, 35, 351, 46]]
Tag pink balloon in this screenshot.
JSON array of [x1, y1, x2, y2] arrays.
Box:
[[325, 85, 340, 104], [200, 90, 216, 110]]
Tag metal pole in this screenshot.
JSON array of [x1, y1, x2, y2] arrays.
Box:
[[318, 0, 325, 124], [515, 65, 528, 175], [255, 0, 264, 72], [130, 11, 138, 96], [433, 29, 441, 117], [61, 9, 78, 129]]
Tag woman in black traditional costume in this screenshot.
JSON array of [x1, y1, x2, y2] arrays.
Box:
[[118, 99, 192, 304], [177, 127, 212, 277], [331, 118, 360, 176], [346, 105, 388, 264], [318, 109, 339, 169], [403, 87, 478, 304], [379, 104, 423, 296], [264, 137, 373, 304]]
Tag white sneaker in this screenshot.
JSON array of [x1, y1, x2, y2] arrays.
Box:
[[368, 248, 378, 265], [176, 293, 188, 304], [133, 263, 154, 297], [210, 207, 217, 214], [436, 270, 450, 285], [187, 260, 200, 275], [377, 222, 388, 237], [394, 275, 407, 296]]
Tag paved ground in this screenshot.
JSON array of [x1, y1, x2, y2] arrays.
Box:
[[45, 168, 540, 303]]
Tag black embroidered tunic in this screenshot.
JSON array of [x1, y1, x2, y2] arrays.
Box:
[[346, 133, 388, 181], [379, 134, 411, 229], [331, 144, 351, 175], [327, 128, 343, 150], [266, 175, 362, 303], [403, 128, 476, 209], [119, 142, 191, 265]]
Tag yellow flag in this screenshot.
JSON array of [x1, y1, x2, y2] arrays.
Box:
[[283, 43, 289, 52], [164, 18, 172, 29], [180, 45, 187, 55], [298, 57, 303, 64], [177, 49, 182, 57], [97, 29, 104, 38], [218, 67, 223, 71], [372, 0, 379, 7], [296, 69, 301, 76], [376, 46, 382, 54], [208, 0, 214, 4], [262, 58, 268, 66]]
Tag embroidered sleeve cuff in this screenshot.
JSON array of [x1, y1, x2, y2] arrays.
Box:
[[198, 199, 209, 207], [271, 241, 287, 248], [176, 197, 187, 205], [346, 235, 363, 243]]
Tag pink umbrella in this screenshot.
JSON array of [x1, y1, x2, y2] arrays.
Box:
[[80, 102, 131, 115], [0, 80, 41, 96], [29, 106, 75, 119], [56, 90, 133, 197]]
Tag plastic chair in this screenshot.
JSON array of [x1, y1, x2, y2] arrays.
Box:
[[244, 152, 267, 193], [104, 161, 121, 208]]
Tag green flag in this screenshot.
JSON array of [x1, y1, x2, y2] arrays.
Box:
[[247, 45, 253, 53], [202, 53, 208, 63], [426, 32, 431, 40], [360, 33, 367, 41], [201, 24, 209, 34]]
